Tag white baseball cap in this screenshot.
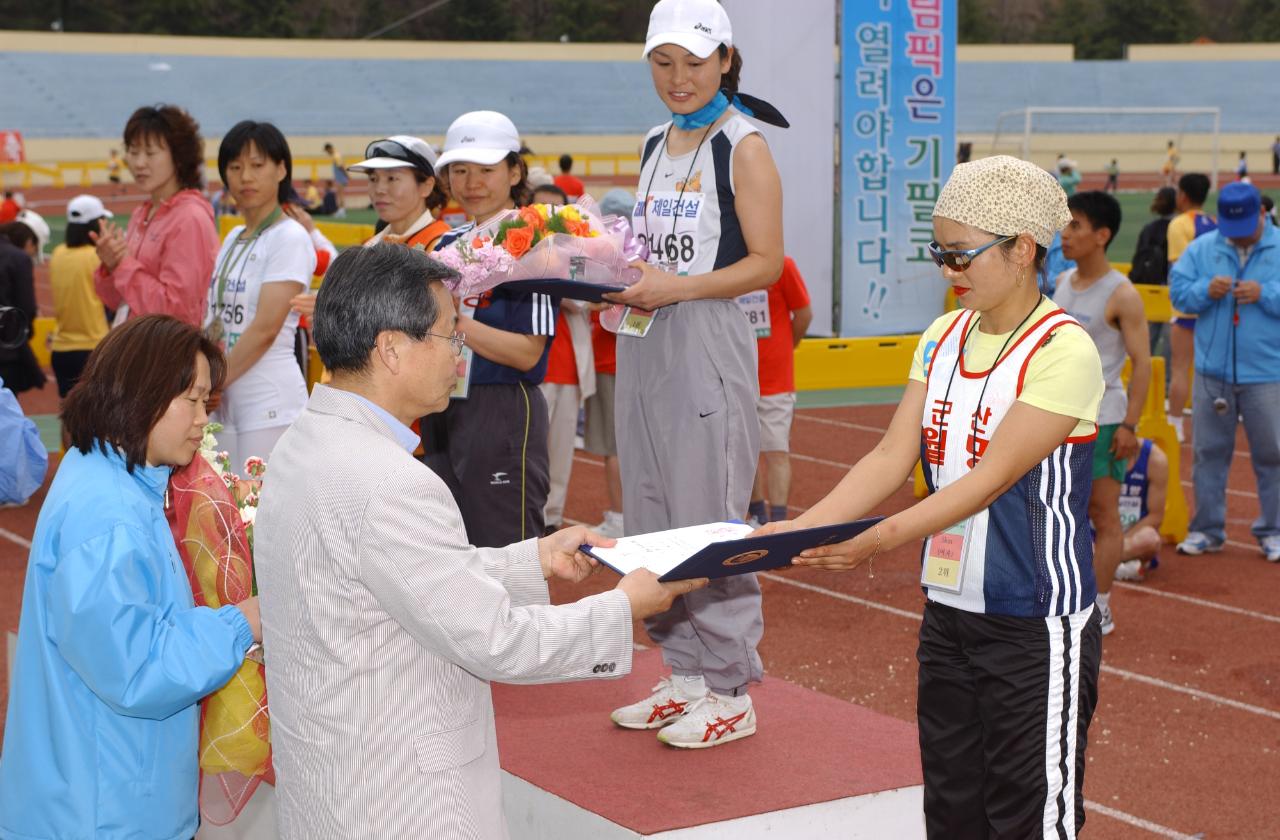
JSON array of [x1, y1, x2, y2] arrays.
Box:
[[14, 209, 50, 262], [435, 111, 522, 169], [66, 194, 113, 224], [347, 135, 439, 174], [643, 0, 732, 60]]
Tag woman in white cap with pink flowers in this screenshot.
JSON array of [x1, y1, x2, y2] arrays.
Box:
[[421, 110, 557, 549], [765, 155, 1106, 837], [604, 0, 787, 749]]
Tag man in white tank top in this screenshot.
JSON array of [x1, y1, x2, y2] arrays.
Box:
[[1055, 191, 1152, 636]]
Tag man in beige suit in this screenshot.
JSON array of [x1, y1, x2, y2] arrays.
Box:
[[256, 244, 702, 840]]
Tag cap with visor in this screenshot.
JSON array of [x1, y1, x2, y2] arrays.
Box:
[[435, 112, 522, 169], [348, 135, 439, 176]]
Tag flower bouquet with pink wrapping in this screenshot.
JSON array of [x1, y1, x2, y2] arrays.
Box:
[[435, 195, 646, 302]]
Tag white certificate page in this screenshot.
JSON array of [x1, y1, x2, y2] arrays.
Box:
[[590, 522, 754, 576]]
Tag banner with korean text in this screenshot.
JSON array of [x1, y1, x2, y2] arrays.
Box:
[[840, 0, 956, 336]]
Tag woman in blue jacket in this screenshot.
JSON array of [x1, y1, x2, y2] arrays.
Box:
[[0, 315, 261, 840]]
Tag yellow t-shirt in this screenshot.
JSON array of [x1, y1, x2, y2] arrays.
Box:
[[49, 244, 109, 352], [909, 298, 1103, 438], [1166, 210, 1199, 263]]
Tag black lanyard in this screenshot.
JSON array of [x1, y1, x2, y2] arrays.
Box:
[[931, 295, 1044, 485], [641, 122, 714, 265]]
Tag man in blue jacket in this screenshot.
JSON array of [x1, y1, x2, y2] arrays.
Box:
[[1170, 182, 1280, 562]]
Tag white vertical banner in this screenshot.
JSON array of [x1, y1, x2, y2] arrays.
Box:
[[724, 0, 838, 335]]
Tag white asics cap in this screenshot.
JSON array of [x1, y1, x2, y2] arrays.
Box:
[[643, 0, 732, 60], [435, 111, 522, 169], [66, 194, 114, 224]]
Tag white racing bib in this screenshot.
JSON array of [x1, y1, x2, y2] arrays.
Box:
[[734, 290, 771, 338], [635, 190, 705, 277]]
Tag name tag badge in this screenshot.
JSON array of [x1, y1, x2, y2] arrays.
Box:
[[614, 306, 656, 338], [735, 290, 771, 338], [451, 298, 477, 400], [921, 519, 970, 594]]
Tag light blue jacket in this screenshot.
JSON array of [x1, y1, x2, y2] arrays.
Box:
[[1170, 222, 1280, 384], [0, 376, 46, 504], [0, 446, 254, 840]]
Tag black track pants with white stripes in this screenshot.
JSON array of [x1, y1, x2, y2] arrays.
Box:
[[916, 600, 1102, 839]]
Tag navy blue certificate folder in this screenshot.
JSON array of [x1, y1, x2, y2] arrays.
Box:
[[585, 517, 884, 582], [498, 278, 625, 302]]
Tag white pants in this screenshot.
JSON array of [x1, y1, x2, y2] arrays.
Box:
[[217, 425, 289, 478], [540, 382, 580, 526]]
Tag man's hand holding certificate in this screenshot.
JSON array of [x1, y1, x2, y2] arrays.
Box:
[[584, 518, 884, 582]]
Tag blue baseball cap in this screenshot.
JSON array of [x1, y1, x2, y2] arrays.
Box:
[[1218, 181, 1262, 238]]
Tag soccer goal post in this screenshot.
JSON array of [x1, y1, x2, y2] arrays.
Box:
[[988, 106, 1222, 189]]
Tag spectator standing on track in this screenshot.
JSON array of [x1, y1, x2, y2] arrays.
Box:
[[0, 213, 47, 394], [746, 257, 811, 527], [1055, 190, 1151, 635], [92, 105, 220, 329], [1171, 182, 1280, 563], [1104, 158, 1119, 193], [1165, 173, 1217, 441], [0, 191, 20, 223], [773, 155, 1104, 838], [555, 154, 586, 201], [1163, 139, 1179, 186], [1113, 437, 1168, 582], [1237, 151, 1249, 182], [536, 186, 595, 534], [322, 142, 348, 216], [422, 110, 558, 548], [1128, 186, 1178, 353], [1272, 136, 1280, 176], [583, 187, 636, 539], [1057, 158, 1081, 197], [49, 195, 112, 399], [604, 0, 786, 749], [206, 121, 315, 471], [106, 148, 123, 194]]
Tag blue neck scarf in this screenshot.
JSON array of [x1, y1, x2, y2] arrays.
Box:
[[671, 89, 789, 130]]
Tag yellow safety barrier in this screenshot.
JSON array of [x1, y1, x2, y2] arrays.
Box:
[[794, 334, 917, 391], [29, 316, 54, 369], [217, 215, 374, 248]]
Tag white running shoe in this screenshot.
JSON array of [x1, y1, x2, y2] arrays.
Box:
[[1114, 559, 1145, 581], [593, 510, 625, 539], [1097, 601, 1115, 636], [657, 692, 756, 749], [1261, 535, 1280, 563], [610, 677, 696, 730], [1176, 532, 1224, 556]]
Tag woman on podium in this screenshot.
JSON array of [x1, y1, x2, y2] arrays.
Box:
[[604, 0, 787, 748], [776, 156, 1105, 838]]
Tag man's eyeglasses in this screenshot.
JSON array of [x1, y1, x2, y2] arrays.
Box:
[[427, 331, 466, 356], [927, 234, 1015, 271]]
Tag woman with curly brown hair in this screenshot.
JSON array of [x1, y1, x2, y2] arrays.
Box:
[[93, 104, 221, 327]]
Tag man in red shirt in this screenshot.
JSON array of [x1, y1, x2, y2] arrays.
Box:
[[554, 154, 585, 201], [747, 257, 812, 525]]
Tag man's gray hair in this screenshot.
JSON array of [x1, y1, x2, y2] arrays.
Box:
[[313, 243, 458, 374]]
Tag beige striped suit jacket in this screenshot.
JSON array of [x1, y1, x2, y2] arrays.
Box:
[[256, 385, 633, 839]]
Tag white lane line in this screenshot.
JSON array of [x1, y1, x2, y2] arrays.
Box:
[[1113, 581, 1280, 624], [1083, 801, 1201, 839], [758, 571, 1280, 722], [758, 572, 923, 620], [1100, 664, 1280, 721], [1180, 479, 1255, 499], [0, 527, 32, 549], [795, 414, 889, 435]]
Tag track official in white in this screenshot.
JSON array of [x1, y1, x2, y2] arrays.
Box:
[[255, 244, 704, 840], [764, 156, 1106, 839]]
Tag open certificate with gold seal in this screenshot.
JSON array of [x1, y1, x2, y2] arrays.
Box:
[[585, 518, 884, 581]]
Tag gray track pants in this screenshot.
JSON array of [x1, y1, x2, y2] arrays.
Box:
[[616, 299, 764, 694]]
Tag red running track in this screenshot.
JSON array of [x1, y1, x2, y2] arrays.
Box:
[[1, 387, 1277, 837]]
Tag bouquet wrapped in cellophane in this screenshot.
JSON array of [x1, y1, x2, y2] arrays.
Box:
[[165, 424, 270, 826], [435, 195, 645, 299]]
